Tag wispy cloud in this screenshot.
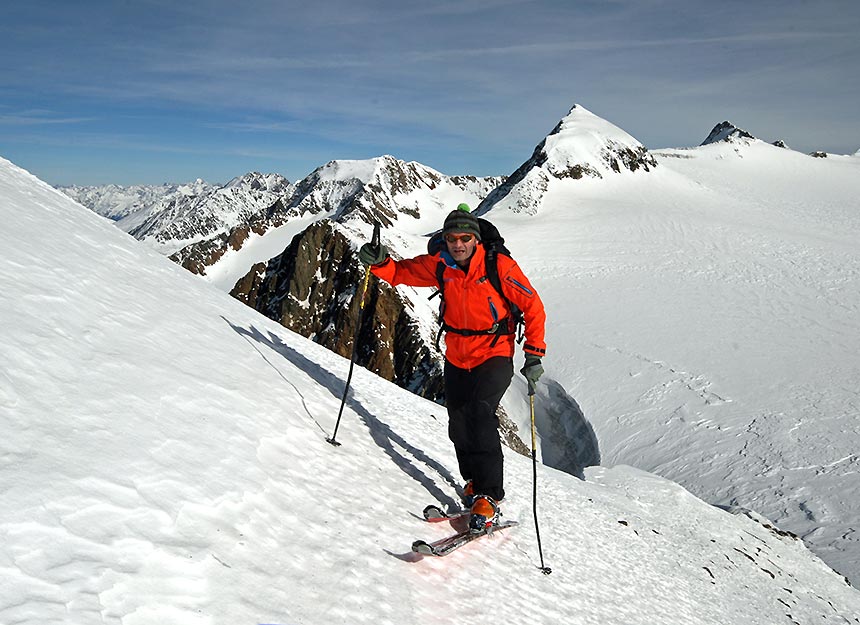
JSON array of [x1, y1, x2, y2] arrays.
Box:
[[2, 0, 858, 183], [0, 111, 97, 126]]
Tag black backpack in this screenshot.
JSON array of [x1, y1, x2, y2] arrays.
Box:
[[427, 218, 525, 349]]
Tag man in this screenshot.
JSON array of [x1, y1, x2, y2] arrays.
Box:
[[359, 204, 546, 531]]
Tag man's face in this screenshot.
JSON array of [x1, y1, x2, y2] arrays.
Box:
[[445, 231, 478, 266]]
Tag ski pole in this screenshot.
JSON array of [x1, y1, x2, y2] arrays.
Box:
[[327, 221, 381, 447], [529, 380, 552, 575]]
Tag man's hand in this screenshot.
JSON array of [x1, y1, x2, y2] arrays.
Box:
[[358, 243, 389, 266], [520, 355, 544, 392]]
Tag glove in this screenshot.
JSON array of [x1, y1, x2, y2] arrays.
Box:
[[520, 355, 544, 391], [358, 243, 389, 266]]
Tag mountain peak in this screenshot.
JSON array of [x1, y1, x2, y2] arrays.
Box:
[[224, 172, 291, 193], [478, 104, 656, 214], [701, 121, 757, 146], [540, 104, 655, 177]]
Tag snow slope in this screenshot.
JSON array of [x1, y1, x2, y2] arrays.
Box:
[[488, 137, 860, 584], [3, 158, 860, 624], [50, 104, 860, 589]]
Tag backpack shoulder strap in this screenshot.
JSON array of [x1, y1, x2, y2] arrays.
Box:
[[435, 259, 446, 293], [433, 260, 447, 350], [485, 251, 525, 342], [484, 249, 504, 303]]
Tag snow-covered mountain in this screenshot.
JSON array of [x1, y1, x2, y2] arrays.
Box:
[[210, 157, 507, 417], [477, 103, 657, 215], [62, 173, 293, 255], [59, 179, 215, 221], [222, 171, 289, 193], [167, 157, 508, 415], [171, 155, 503, 281], [127, 172, 293, 255], [700, 121, 757, 145], [285, 154, 502, 225], [4, 154, 860, 625]]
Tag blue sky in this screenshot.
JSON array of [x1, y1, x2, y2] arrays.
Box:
[[2, 0, 858, 185]]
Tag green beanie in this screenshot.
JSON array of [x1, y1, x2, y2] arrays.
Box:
[[443, 203, 481, 240]]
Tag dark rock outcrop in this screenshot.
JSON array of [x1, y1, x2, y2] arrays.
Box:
[[230, 219, 444, 402], [701, 122, 756, 146]]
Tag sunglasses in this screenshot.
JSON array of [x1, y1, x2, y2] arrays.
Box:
[[445, 234, 474, 244]]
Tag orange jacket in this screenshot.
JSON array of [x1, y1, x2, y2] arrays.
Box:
[[371, 243, 546, 370]]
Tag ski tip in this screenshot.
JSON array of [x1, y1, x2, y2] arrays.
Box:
[[422, 505, 447, 521], [411, 540, 433, 555]]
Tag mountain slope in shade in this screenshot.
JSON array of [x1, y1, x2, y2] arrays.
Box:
[[3, 154, 860, 625]]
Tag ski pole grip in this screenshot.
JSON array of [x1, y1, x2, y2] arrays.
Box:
[[371, 221, 381, 251]]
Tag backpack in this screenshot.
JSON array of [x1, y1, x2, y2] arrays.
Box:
[[427, 218, 525, 350]]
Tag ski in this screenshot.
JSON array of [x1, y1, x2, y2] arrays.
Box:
[[411, 519, 518, 557], [422, 504, 471, 523]]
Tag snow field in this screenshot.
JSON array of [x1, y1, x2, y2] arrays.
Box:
[[2, 156, 860, 623]]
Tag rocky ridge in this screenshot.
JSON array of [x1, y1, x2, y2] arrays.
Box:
[[171, 156, 503, 275], [126, 172, 293, 255], [700, 121, 757, 146], [230, 219, 445, 402]]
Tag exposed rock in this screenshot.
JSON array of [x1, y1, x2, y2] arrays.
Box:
[[170, 198, 290, 274], [230, 219, 445, 402], [772, 139, 790, 149], [171, 157, 503, 276], [227, 218, 530, 455], [497, 405, 531, 457], [701, 121, 756, 146], [810, 151, 828, 158]]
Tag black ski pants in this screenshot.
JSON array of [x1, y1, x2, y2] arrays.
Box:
[[444, 356, 514, 502]]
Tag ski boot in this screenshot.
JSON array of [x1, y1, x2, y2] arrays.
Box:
[[462, 479, 476, 507], [468, 495, 500, 533]]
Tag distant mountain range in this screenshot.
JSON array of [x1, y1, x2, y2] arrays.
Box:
[[60, 173, 293, 255], [59, 113, 856, 261]]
